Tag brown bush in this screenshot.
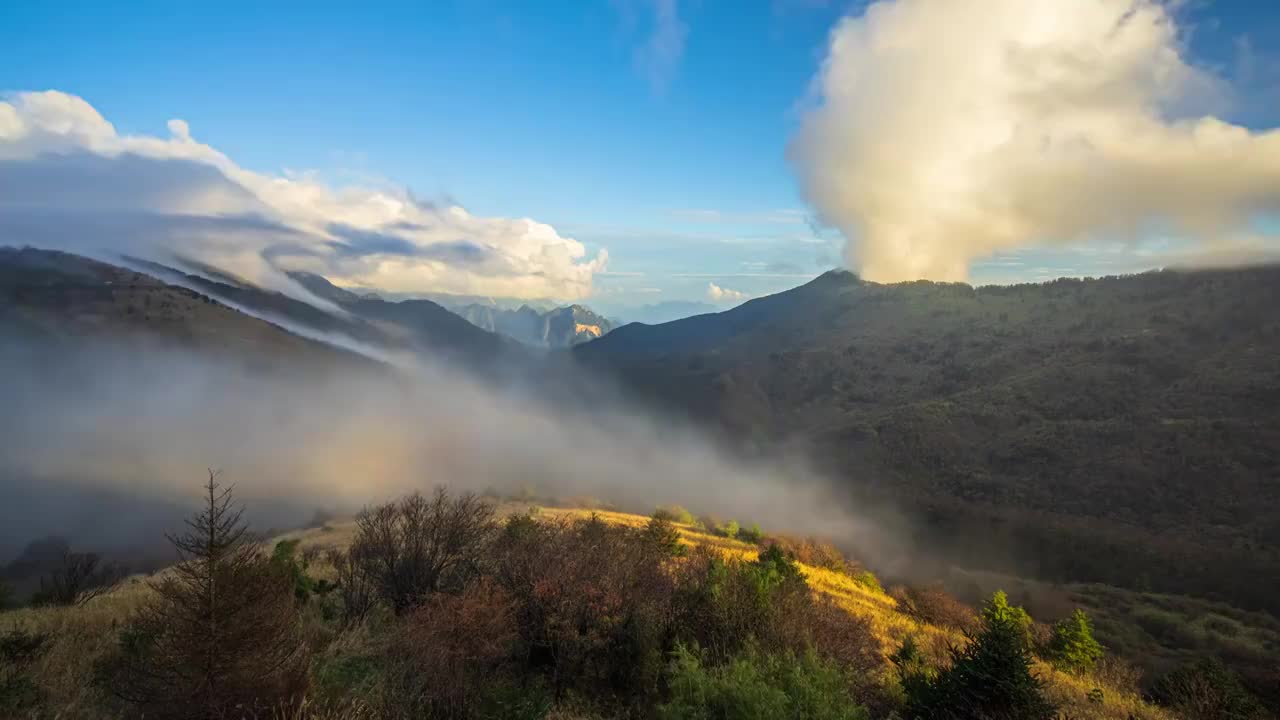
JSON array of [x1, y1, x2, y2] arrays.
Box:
[[891, 583, 978, 633], [803, 596, 882, 675], [1089, 655, 1144, 697], [489, 515, 676, 699], [384, 579, 521, 719], [325, 549, 376, 627], [763, 534, 853, 574], [349, 488, 496, 613], [33, 550, 126, 606]]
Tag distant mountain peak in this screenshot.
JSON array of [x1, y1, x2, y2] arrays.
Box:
[[811, 268, 861, 285], [450, 301, 615, 348]]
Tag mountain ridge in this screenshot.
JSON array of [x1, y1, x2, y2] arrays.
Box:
[[577, 264, 1280, 614]]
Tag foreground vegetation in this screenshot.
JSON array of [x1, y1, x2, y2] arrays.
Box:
[[0, 485, 1270, 719]]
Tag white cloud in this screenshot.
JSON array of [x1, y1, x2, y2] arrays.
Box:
[[790, 0, 1280, 283], [0, 91, 607, 300], [617, 0, 688, 93], [706, 281, 750, 303]]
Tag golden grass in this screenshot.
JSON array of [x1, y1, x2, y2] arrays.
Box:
[[1039, 661, 1174, 720], [529, 505, 1174, 720], [1, 576, 155, 718]]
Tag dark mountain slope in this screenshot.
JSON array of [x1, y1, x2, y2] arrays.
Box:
[[1, 248, 529, 374], [577, 267, 1280, 612], [0, 247, 363, 369], [283, 271, 527, 365]]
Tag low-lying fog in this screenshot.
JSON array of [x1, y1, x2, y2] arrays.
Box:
[[0, 330, 910, 574]]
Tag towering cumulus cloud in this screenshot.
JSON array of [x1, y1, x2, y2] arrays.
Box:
[[0, 92, 606, 300], [791, 0, 1280, 282]]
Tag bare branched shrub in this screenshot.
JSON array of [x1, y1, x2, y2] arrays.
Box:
[[33, 550, 126, 606], [490, 515, 676, 699], [98, 472, 306, 719], [1150, 658, 1269, 720], [384, 578, 524, 719], [890, 583, 978, 633], [349, 488, 496, 614], [326, 549, 376, 627], [764, 534, 852, 574], [1089, 655, 1143, 697], [799, 596, 882, 676]]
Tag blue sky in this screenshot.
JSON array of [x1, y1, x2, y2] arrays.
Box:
[[3, 0, 1279, 314]]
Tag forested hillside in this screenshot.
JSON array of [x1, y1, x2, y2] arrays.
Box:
[[577, 268, 1280, 614]]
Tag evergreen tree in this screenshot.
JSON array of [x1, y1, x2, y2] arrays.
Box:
[[890, 634, 936, 702], [1046, 609, 1103, 673], [752, 543, 803, 584], [99, 473, 305, 719], [644, 515, 686, 557], [907, 591, 1056, 720]]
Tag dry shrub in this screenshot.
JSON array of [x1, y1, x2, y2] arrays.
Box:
[[490, 514, 676, 699], [764, 534, 854, 574], [1150, 658, 1269, 720], [1089, 655, 1144, 697], [326, 549, 376, 627], [383, 578, 523, 719], [557, 496, 616, 511], [804, 595, 889, 713], [804, 596, 883, 675], [349, 488, 496, 614], [33, 550, 126, 606], [891, 583, 979, 633]]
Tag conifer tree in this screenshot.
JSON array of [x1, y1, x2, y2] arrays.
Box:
[[100, 472, 305, 719], [1046, 609, 1104, 673], [907, 591, 1056, 720], [644, 514, 686, 557]]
